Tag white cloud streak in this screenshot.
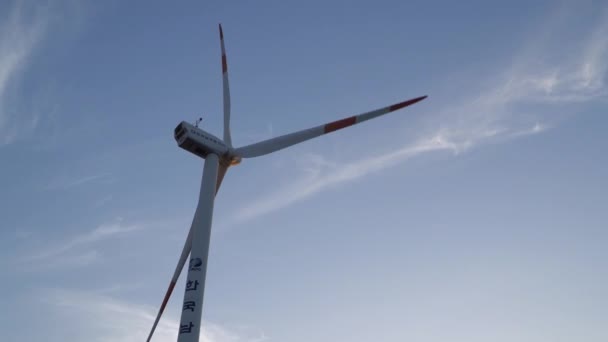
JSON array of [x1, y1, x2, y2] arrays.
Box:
[[94, 194, 114, 208], [235, 137, 457, 222], [0, 1, 49, 145], [23, 220, 141, 264], [43, 289, 267, 342], [233, 7, 608, 224], [45, 172, 114, 190], [39, 249, 102, 269]]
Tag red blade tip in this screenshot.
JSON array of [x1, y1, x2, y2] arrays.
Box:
[[389, 95, 428, 111]]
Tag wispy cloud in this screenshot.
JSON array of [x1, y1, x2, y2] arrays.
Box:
[[38, 250, 102, 269], [0, 1, 49, 145], [94, 194, 114, 208], [45, 172, 114, 190], [43, 288, 267, 342], [233, 7, 608, 224], [15, 227, 34, 239], [23, 220, 141, 265], [235, 137, 457, 222]]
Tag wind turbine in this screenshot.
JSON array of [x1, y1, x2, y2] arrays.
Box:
[[146, 24, 427, 342]]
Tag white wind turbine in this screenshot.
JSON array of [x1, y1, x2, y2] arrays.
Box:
[[146, 24, 427, 342]]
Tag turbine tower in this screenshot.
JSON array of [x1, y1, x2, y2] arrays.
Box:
[[146, 24, 427, 342]]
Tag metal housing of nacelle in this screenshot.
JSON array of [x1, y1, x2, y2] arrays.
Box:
[[174, 121, 229, 159]]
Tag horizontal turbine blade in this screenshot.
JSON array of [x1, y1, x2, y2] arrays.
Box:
[[146, 163, 229, 342], [234, 95, 427, 158]]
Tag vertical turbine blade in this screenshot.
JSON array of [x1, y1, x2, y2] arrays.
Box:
[[177, 154, 220, 342], [146, 164, 229, 342], [220, 24, 232, 147]]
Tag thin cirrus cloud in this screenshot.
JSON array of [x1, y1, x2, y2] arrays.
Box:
[[42, 288, 267, 342], [232, 9, 608, 224], [37, 250, 102, 270], [0, 2, 49, 145], [45, 172, 114, 191], [21, 221, 141, 265]]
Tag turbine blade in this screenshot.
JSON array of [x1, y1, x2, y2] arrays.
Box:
[[145, 220, 193, 342], [216, 163, 229, 191], [177, 154, 220, 342], [220, 24, 232, 147], [146, 163, 229, 342], [234, 95, 427, 158]]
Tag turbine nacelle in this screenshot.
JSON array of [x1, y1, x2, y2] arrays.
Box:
[[174, 121, 242, 165], [174, 121, 228, 158]]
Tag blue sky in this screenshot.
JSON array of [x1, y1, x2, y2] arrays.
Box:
[[1, 0, 607, 341]]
